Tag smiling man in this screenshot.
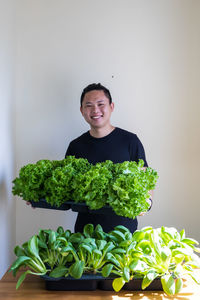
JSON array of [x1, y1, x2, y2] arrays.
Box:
[[65, 83, 151, 233]]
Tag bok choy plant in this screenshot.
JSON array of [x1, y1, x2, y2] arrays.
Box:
[[10, 224, 200, 295]]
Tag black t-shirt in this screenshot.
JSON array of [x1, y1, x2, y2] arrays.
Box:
[[65, 127, 148, 233]]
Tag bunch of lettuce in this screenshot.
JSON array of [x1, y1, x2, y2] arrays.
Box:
[[107, 160, 158, 218], [72, 160, 114, 209], [12, 156, 158, 218]]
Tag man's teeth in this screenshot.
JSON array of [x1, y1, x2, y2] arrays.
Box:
[[92, 116, 102, 119]]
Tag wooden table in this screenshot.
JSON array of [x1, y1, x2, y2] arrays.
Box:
[[0, 268, 199, 300]]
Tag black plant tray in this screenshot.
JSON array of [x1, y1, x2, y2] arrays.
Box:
[[99, 277, 163, 291], [41, 274, 163, 291], [67, 201, 115, 215], [30, 198, 71, 211], [30, 199, 115, 215]]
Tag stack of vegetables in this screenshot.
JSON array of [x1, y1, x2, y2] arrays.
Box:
[[10, 224, 200, 295], [12, 156, 158, 218]]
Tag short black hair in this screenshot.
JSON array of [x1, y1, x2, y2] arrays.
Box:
[[80, 83, 112, 106]]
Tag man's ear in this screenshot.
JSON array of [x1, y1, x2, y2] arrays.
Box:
[[110, 102, 114, 112], [80, 106, 83, 115]]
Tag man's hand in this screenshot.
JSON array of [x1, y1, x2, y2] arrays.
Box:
[[26, 201, 36, 209], [138, 191, 153, 216]]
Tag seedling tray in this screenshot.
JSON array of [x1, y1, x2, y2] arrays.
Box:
[[67, 201, 115, 215], [30, 199, 115, 215], [30, 198, 71, 210], [41, 274, 163, 291]]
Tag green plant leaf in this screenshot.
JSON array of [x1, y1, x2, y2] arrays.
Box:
[[10, 256, 31, 271], [142, 270, 158, 290], [57, 226, 64, 235], [14, 246, 25, 257], [49, 266, 68, 278], [28, 235, 40, 258], [175, 278, 183, 294], [111, 230, 126, 242], [69, 261, 85, 279], [102, 264, 113, 277], [161, 274, 176, 295], [112, 277, 126, 292], [129, 260, 148, 272], [96, 240, 107, 250], [111, 248, 126, 254], [16, 270, 46, 289], [123, 267, 130, 282], [83, 224, 94, 238], [188, 271, 200, 284], [181, 238, 199, 246], [80, 244, 92, 254], [114, 225, 130, 233], [68, 233, 84, 244]]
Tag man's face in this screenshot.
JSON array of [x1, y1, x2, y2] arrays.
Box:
[[80, 90, 114, 130]]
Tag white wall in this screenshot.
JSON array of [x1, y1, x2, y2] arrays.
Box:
[[0, 0, 16, 278], [15, 0, 200, 246]]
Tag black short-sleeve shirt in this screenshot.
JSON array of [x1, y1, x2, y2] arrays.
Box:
[[65, 127, 148, 233]]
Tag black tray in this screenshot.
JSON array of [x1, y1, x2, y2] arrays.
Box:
[[99, 277, 163, 291], [41, 274, 163, 291], [30, 199, 116, 215], [67, 201, 115, 215], [30, 199, 71, 210], [42, 274, 104, 291]]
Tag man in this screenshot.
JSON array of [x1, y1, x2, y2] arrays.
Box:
[[65, 83, 152, 233]]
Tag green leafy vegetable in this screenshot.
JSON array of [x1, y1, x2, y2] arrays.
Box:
[[10, 224, 200, 295], [12, 156, 158, 219]]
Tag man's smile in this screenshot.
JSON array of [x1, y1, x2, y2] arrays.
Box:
[[91, 115, 103, 119]]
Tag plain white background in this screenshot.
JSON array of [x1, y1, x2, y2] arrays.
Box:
[[1, 0, 200, 278]]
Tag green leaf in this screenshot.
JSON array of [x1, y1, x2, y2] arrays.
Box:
[[112, 277, 126, 292], [123, 267, 130, 282], [175, 278, 183, 294], [161, 247, 171, 263], [10, 256, 31, 271], [16, 271, 28, 289], [48, 231, 57, 246], [69, 261, 85, 279], [57, 226, 64, 235], [142, 270, 158, 290], [68, 233, 84, 244], [129, 260, 148, 272], [114, 225, 130, 233], [28, 235, 40, 258], [103, 241, 115, 254], [172, 247, 193, 257], [180, 229, 185, 239], [111, 248, 126, 254], [93, 249, 102, 256], [16, 270, 46, 289], [181, 238, 199, 246], [111, 230, 126, 242], [161, 274, 176, 295], [83, 224, 94, 238], [49, 266, 68, 278], [96, 240, 107, 250], [188, 272, 200, 284], [14, 246, 25, 257], [80, 244, 92, 254], [102, 264, 113, 277]]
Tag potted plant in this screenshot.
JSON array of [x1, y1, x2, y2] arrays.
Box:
[[12, 156, 158, 218], [10, 224, 200, 295]]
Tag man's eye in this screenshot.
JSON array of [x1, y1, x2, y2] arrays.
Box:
[[98, 103, 104, 106]]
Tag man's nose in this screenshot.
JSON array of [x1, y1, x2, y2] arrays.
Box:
[[92, 105, 99, 113]]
